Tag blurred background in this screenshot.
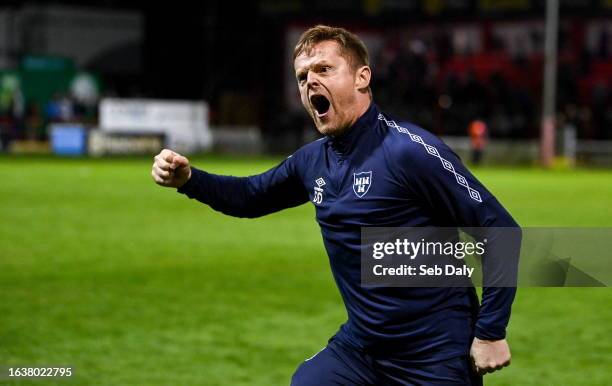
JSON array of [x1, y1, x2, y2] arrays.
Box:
[[0, 0, 610, 164], [1, 2, 611, 386]]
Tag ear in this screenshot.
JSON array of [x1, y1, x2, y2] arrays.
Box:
[[354, 65, 371, 91]]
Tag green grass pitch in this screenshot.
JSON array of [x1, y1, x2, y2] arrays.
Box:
[[1, 155, 611, 385]]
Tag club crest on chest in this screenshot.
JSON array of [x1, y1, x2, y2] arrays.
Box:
[[353, 171, 372, 198]]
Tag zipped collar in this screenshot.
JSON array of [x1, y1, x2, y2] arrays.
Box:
[[327, 102, 379, 157]]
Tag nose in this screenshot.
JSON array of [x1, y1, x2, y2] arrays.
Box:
[[306, 71, 321, 89]]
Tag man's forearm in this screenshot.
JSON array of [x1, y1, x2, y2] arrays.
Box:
[[475, 287, 516, 339], [178, 165, 309, 218], [178, 167, 265, 218], [474, 221, 521, 339]]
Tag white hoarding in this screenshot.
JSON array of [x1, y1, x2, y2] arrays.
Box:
[[99, 98, 212, 153]]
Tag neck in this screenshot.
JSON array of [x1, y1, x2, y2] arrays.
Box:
[[334, 96, 372, 136], [327, 101, 377, 156]]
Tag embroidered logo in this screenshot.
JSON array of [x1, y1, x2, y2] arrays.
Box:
[[353, 171, 372, 198], [313, 177, 326, 205]]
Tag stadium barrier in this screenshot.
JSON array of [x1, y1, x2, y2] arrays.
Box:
[[442, 137, 539, 165], [211, 126, 263, 155]]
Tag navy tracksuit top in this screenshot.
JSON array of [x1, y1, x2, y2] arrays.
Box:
[[178, 103, 519, 362]]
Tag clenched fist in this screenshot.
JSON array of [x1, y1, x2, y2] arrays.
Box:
[[470, 337, 511, 376], [151, 149, 192, 188]]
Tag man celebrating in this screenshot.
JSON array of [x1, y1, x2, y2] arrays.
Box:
[[152, 25, 518, 385]]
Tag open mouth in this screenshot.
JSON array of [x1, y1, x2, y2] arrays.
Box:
[[310, 94, 330, 117]]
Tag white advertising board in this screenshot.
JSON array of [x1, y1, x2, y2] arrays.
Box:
[[99, 98, 212, 153]]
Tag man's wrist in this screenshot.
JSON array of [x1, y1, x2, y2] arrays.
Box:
[[178, 167, 192, 189], [473, 336, 504, 343], [475, 324, 506, 341], [177, 167, 196, 193]]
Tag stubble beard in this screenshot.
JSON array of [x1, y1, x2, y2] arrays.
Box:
[[314, 117, 350, 137], [320, 125, 349, 137]]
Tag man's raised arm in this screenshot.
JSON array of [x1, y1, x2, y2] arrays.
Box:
[[151, 149, 309, 218]]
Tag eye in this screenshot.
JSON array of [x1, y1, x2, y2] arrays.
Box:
[[297, 73, 306, 84], [321, 65, 331, 73]]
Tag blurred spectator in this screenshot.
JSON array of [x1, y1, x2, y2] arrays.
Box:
[[468, 119, 488, 165], [25, 102, 44, 140], [0, 102, 14, 151], [591, 85, 610, 139], [45, 93, 62, 123]]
